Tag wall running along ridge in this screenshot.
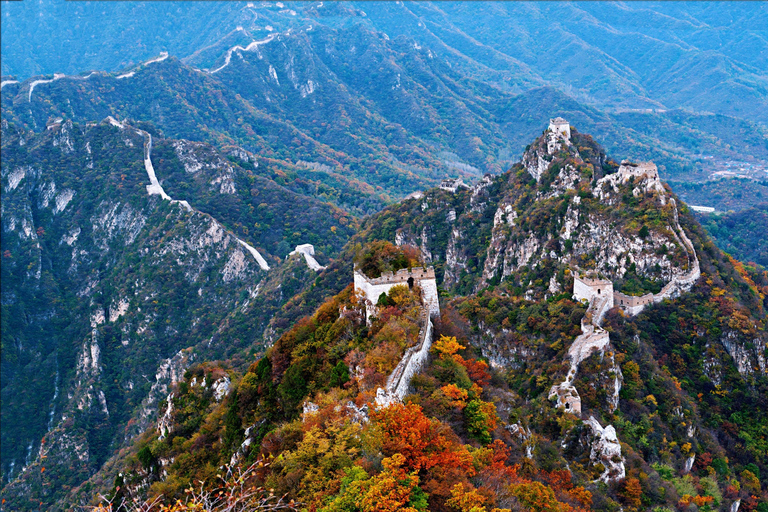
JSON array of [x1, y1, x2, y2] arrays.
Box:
[[352, 267, 439, 408]]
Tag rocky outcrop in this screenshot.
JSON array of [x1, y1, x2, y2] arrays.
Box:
[[720, 331, 768, 378], [585, 416, 625, 483]]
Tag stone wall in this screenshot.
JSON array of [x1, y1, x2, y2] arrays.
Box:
[[354, 267, 440, 318], [573, 274, 614, 309], [611, 198, 700, 316], [613, 291, 654, 316], [375, 311, 434, 407], [618, 161, 658, 181]]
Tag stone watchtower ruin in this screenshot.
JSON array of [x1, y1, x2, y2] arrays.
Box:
[[354, 266, 440, 320], [549, 117, 571, 140], [354, 266, 441, 408], [572, 273, 614, 325]]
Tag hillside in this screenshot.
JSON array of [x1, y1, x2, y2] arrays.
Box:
[[32, 122, 767, 512], [0, 117, 356, 508], [697, 205, 768, 268], [3, 23, 767, 215], [3, 1, 767, 124]]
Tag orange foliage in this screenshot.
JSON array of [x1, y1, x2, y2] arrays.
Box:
[[679, 494, 714, 508], [441, 384, 470, 409], [371, 403, 474, 474], [454, 355, 491, 388], [541, 469, 592, 508], [620, 477, 642, 508]]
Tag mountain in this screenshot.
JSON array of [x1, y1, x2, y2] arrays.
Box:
[[2, 3, 768, 509], [696, 204, 768, 268], [13, 122, 765, 512], [4, 1, 767, 123], [0, 116, 357, 508], [3, 23, 767, 215]]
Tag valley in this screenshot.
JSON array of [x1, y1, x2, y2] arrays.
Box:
[[1, 2, 767, 511]]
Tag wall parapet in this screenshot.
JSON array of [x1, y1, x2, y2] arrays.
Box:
[[360, 266, 436, 286], [376, 310, 433, 407], [354, 266, 440, 318]]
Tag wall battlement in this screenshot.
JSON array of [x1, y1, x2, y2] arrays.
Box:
[[618, 161, 659, 181], [364, 266, 436, 285], [573, 200, 700, 318], [354, 266, 440, 318]]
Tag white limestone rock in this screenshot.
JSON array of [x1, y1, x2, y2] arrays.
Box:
[[585, 416, 625, 483]]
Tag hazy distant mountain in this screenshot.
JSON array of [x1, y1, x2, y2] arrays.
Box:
[[3, 1, 767, 122], [3, 23, 767, 214]]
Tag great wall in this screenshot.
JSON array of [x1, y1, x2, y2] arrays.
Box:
[[353, 267, 440, 407], [542, 117, 702, 482], [307, 119, 704, 481]]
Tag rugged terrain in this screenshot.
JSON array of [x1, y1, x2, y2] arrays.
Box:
[[1, 3, 767, 509], [0, 116, 356, 507], [7, 122, 764, 511], [3, 19, 768, 215]]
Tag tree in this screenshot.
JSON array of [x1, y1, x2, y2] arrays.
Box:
[[464, 400, 498, 445], [620, 477, 642, 508], [370, 403, 473, 473]]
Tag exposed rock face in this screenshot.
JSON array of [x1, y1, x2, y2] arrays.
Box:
[[212, 375, 231, 401], [720, 331, 768, 378], [0, 119, 349, 508], [585, 416, 626, 483], [444, 227, 468, 288], [173, 140, 237, 194]]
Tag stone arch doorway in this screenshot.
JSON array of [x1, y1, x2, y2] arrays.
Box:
[[407, 277, 414, 290]]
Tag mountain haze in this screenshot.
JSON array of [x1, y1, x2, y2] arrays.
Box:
[[2, 2, 768, 510]]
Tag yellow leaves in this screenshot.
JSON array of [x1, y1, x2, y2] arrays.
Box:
[[712, 287, 726, 297], [681, 442, 692, 455], [711, 384, 729, 397], [727, 310, 754, 335], [357, 454, 422, 512], [387, 284, 418, 308], [447, 482, 488, 512], [622, 361, 641, 383], [740, 469, 762, 494], [509, 481, 569, 512], [434, 335, 465, 357], [644, 394, 658, 407]]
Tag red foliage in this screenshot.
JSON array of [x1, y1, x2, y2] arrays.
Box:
[[454, 356, 491, 388], [371, 403, 473, 474]]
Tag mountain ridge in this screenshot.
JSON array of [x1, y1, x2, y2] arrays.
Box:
[[41, 121, 767, 512]]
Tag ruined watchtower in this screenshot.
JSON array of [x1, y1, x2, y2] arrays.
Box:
[[573, 273, 614, 326], [617, 161, 659, 181], [573, 274, 613, 304], [354, 266, 440, 319], [439, 178, 469, 193], [549, 117, 571, 140]]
